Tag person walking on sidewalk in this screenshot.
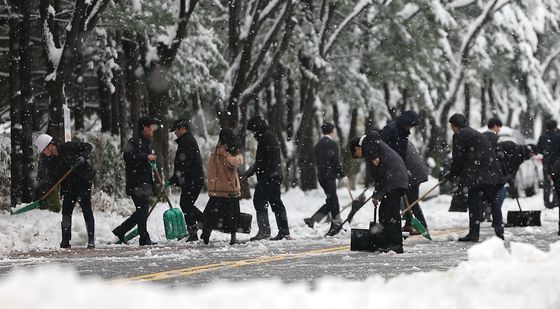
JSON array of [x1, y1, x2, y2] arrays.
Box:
[[200, 128, 244, 245], [112, 116, 160, 246], [308, 123, 347, 236], [167, 119, 204, 242], [245, 116, 292, 241], [34, 133, 97, 249], [448, 113, 505, 242], [537, 120, 560, 209]]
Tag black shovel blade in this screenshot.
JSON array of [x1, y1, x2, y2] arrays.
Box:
[[350, 223, 385, 252], [506, 211, 541, 227], [214, 213, 252, 234]]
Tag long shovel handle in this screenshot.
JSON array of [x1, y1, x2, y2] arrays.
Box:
[[152, 164, 174, 209], [401, 179, 446, 214], [514, 196, 523, 212], [41, 165, 77, 201], [346, 181, 354, 201]]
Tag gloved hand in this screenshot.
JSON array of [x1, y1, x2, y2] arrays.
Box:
[[73, 156, 86, 167], [164, 180, 171, 190], [497, 151, 505, 160]]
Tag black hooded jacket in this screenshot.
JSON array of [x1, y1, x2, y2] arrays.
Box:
[[314, 136, 345, 181], [44, 142, 96, 194], [497, 141, 531, 183], [123, 134, 155, 196], [169, 132, 204, 188], [247, 117, 282, 183]]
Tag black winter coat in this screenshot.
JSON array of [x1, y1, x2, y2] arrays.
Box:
[[44, 142, 96, 194], [249, 125, 282, 183], [363, 136, 409, 198], [169, 132, 204, 188], [123, 135, 155, 196], [314, 136, 345, 181], [405, 142, 429, 187], [497, 141, 531, 183], [482, 131, 499, 152], [380, 120, 410, 160], [450, 126, 503, 188], [537, 129, 560, 172]]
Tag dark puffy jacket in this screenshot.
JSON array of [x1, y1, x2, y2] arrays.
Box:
[[169, 132, 204, 188], [247, 118, 282, 183], [380, 120, 410, 161], [450, 126, 504, 188], [362, 134, 409, 198], [123, 135, 155, 196], [314, 136, 345, 181], [44, 142, 96, 194], [482, 131, 499, 152], [405, 142, 429, 187], [497, 141, 531, 183], [537, 129, 560, 172]]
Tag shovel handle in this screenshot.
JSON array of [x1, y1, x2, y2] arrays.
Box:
[[152, 163, 174, 209], [401, 179, 446, 214]]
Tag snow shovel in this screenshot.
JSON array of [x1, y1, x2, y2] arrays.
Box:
[[116, 189, 167, 244], [152, 163, 188, 240], [327, 192, 373, 237], [506, 196, 541, 227], [403, 198, 432, 240], [11, 163, 78, 215], [306, 188, 366, 229], [350, 202, 383, 252]]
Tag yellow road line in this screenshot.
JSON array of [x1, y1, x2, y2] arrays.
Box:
[[111, 245, 349, 284]]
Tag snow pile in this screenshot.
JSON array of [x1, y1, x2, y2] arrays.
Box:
[[1, 238, 560, 309]]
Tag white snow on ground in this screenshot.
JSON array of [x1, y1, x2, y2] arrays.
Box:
[[1, 238, 560, 309], [0, 178, 558, 254]]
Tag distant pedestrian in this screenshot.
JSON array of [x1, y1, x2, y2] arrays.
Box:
[[482, 117, 504, 221], [167, 119, 204, 242], [245, 116, 292, 241], [349, 132, 409, 253], [448, 113, 505, 241], [34, 133, 97, 249], [537, 120, 560, 209], [112, 116, 160, 246], [307, 123, 347, 236], [200, 128, 244, 245]]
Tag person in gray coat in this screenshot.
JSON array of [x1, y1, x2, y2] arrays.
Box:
[[403, 142, 430, 233]]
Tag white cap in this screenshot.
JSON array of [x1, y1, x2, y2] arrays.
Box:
[[34, 134, 53, 153]]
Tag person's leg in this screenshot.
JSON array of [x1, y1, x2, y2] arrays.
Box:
[[377, 190, 404, 252], [268, 181, 290, 239], [78, 186, 95, 248], [320, 180, 342, 236], [200, 197, 222, 244], [228, 198, 241, 245], [486, 185, 504, 239], [130, 190, 152, 245], [459, 187, 482, 241], [544, 174, 554, 208], [251, 182, 271, 240], [180, 185, 202, 241], [60, 191, 77, 248]]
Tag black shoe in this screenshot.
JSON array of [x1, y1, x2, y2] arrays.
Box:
[[139, 239, 158, 246], [326, 223, 342, 236], [495, 227, 504, 240], [304, 218, 314, 229], [87, 240, 95, 249], [377, 245, 404, 254], [458, 234, 479, 242], [250, 232, 271, 241], [270, 233, 293, 241], [185, 233, 199, 243], [112, 228, 128, 245], [201, 230, 211, 245], [60, 241, 71, 249]]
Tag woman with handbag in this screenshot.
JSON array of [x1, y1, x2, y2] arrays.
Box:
[[201, 127, 244, 245]]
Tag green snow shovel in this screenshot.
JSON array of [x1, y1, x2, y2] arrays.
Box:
[[11, 164, 78, 215], [403, 198, 432, 240], [152, 162, 188, 240]]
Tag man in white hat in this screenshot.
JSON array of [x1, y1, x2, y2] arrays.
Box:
[[34, 133, 97, 248]]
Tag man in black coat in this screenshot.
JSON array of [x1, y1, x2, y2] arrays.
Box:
[[245, 116, 291, 241], [167, 119, 204, 242], [403, 141, 430, 233], [35, 134, 97, 249], [537, 120, 560, 209], [361, 132, 409, 253], [112, 116, 160, 246], [380, 110, 418, 160], [481, 117, 503, 221], [308, 123, 347, 236], [448, 113, 505, 241]]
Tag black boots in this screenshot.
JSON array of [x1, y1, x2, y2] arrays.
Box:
[[185, 226, 199, 242], [458, 233, 480, 242], [495, 226, 505, 240], [249, 231, 271, 241], [270, 233, 293, 241], [86, 219, 95, 249], [60, 215, 72, 249], [201, 229, 211, 245], [229, 232, 242, 245], [112, 227, 128, 244], [139, 238, 158, 246], [251, 211, 271, 241]]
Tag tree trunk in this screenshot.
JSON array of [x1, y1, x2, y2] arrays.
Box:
[[123, 34, 140, 135], [464, 83, 471, 124], [345, 108, 358, 189], [285, 67, 295, 140], [488, 78, 497, 116], [98, 69, 111, 133], [480, 79, 487, 127], [9, 3, 23, 208], [111, 32, 125, 137], [73, 46, 85, 131]]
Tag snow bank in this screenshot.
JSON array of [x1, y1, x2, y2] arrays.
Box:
[[1, 238, 560, 309]]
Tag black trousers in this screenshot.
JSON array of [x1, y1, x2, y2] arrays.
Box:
[[179, 184, 203, 228], [404, 185, 428, 228], [116, 189, 151, 242], [202, 197, 240, 235], [318, 179, 340, 220], [467, 184, 502, 236], [543, 174, 559, 208], [62, 185, 94, 233], [254, 180, 290, 235], [378, 189, 405, 247]]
